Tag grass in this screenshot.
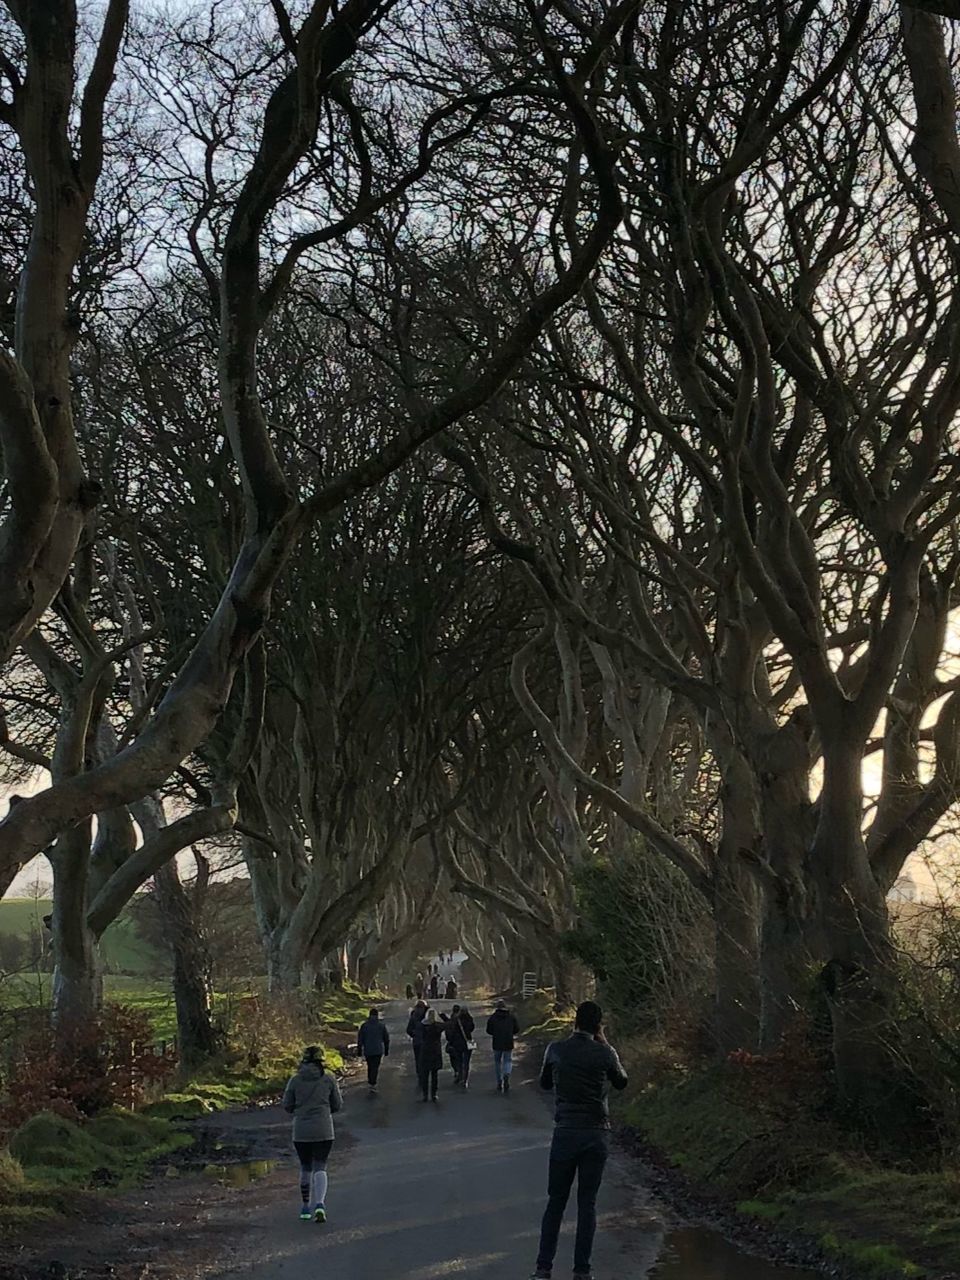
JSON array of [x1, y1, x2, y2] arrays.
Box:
[[619, 1058, 960, 1278], [0, 979, 371, 1234], [516, 989, 574, 1039], [0, 899, 164, 976]]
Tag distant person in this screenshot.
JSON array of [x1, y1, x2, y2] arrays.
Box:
[[438, 948, 445, 967], [282, 1045, 342, 1224], [445, 977, 458, 1000], [406, 999, 428, 1083], [530, 1001, 628, 1280], [406, 982, 415, 1000], [418, 1008, 444, 1101], [356, 1007, 390, 1092], [448, 950, 454, 964], [429, 972, 440, 1000], [486, 999, 520, 1094], [414, 972, 425, 999]]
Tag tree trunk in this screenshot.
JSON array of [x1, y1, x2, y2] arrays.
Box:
[[153, 861, 222, 1071], [813, 742, 896, 1116], [714, 855, 761, 1053], [50, 825, 102, 1039], [713, 748, 762, 1053]]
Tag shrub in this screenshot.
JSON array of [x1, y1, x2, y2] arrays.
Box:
[[0, 1004, 175, 1135]]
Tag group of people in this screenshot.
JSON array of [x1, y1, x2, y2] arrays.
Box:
[[409, 964, 457, 1001], [405, 997, 521, 1100], [282, 992, 627, 1280]]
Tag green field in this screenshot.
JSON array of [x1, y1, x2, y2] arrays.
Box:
[[0, 898, 164, 976]]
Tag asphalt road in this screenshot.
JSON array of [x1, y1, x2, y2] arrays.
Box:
[[211, 1000, 664, 1279]]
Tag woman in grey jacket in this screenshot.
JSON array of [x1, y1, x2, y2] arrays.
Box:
[[282, 1046, 343, 1223]]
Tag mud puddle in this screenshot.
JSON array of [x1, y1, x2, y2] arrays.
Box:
[[652, 1225, 824, 1278]]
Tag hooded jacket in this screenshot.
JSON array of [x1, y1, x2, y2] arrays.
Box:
[[282, 1061, 342, 1141], [357, 1016, 390, 1058], [486, 1007, 520, 1051]]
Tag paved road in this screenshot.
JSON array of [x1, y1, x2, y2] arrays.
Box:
[[211, 1001, 664, 1279]]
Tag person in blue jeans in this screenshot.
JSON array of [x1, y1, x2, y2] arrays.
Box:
[[486, 1000, 520, 1093], [531, 1001, 628, 1279]]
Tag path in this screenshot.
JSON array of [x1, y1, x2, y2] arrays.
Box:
[[211, 1000, 662, 1278], [2, 1001, 824, 1280]]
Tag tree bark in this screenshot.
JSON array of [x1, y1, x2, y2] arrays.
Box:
[[50, 825, 102, 1036], [153, 860, 223, 1071]]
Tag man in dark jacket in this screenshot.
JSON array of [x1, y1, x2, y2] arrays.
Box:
[[356, 1007, 390, 1090], [485, 999, 521, 1094], [406, 999, 428, 1088], [530, 1000, 628, 1280]]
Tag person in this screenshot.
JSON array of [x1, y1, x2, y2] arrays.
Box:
[[406, 982, 414, 1000], [406, 998, 428, 1084], [429, 971, 440, 1000], [444, 976, 458, 1000], [414, 972, 424, 999], [530, 1001, 628, 1280], [448, 950, 454, 964], [356, 1007, 390, 1091], [486, 998, 521, 1094], [438, 948, 445, 967], [282, 1045, 343, 1224], [418, 1008, 444, 1101], [443, 1004, 476, 1086]]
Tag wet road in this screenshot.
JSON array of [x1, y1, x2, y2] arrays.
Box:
[[211, 1001, 822, 1280]]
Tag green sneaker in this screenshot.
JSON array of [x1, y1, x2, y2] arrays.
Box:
[[299, 1207, 312, 1221], [314, 1204, 327, 1224]]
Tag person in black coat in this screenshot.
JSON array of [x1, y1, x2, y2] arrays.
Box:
[[406, 999, 428, 1085], [418, 1008, 444, 1101], [442, 1004, 476, 1086]]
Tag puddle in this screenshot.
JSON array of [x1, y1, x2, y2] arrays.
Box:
[[202, 1158, 278, 1187], [652, 1226, 823, 1279]]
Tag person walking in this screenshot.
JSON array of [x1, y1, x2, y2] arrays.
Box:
[[356, 1007, 390, 1092], [445, 976, 458, 1000], [486, 999, 521, 1094], [418, 1008, 444, 1101], [443, 1004, 476, 1086], [429, 971, 440, 1000], [406, 998, 428, 1085], [414, 972, 425, 999], [530, 1001, 628, 1280], [282, 1045, 343, 1224]]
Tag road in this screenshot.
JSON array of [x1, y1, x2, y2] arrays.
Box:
[[211, 1000, 663, 1279]]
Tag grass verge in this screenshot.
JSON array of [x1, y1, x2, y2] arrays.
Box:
[[620, 1057, 959, 1279]]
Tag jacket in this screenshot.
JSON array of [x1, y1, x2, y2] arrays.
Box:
[[419, 1021, 445, 1070], [486, 1008, 520, 1051], [357, 1017, 390, 1058], [443, 1011, 475, 1053], [282, 1062, 343, 1141], [406, 1006, 428, 1046], [539, 1031, 628, 1130]]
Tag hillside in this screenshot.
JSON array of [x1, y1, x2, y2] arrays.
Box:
[[0, 898, 166, 976]]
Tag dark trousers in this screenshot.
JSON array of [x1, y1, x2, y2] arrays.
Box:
[[366, 1054, 382, 1086], [448, 1049, 463, 1080], [536, 1128, 609, 1275], [418, 1064, 439, 1098]]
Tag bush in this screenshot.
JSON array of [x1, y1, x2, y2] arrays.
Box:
[[563, 846, 711, 1037], [0, 1004, 175, 1135]]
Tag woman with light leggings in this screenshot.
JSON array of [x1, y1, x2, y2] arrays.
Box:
[[282, 1046, 342, 1222]]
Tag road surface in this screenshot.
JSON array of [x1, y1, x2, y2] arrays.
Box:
[[212, 1000, 662, 1278]]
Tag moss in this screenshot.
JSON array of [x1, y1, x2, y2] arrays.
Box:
[[10, 1110, 191, 1190], [736, 1199, 785, 1220], [819, 1233, 926, 1277]]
